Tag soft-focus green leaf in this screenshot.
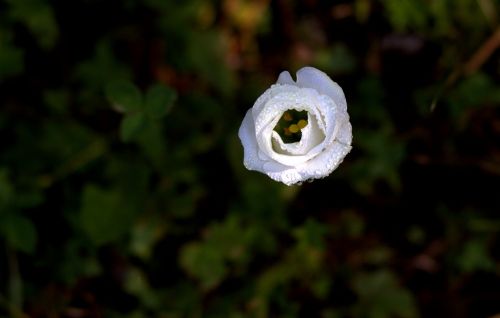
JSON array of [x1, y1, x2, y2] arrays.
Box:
[[0, 40, 24, 81], [353, 270, 418, 318], [0, 169, 14, 211], [349, 129, 405, 194], [79, 185, 137, 245], [186, 31, 235, 96], [381, 0, 428, 31], [0, 214, 37, 254], [120, 112, 146, 142], [77, 41, 132, 94], [130, 216, 166, 260], [315, 44, 357, 75], [43, 90, 69, 114], [136, 122, 168, 171], [0, 29, 25, 80], [448, 73, 496, 116], [145, 84, 177, 119], [106, 80, 143, 113], [179, 242, 226, 290], [6, 0, 59, 49], [293, 218, 328, 249], [456, 239, 495, 273], [124, 267, 161, 310]]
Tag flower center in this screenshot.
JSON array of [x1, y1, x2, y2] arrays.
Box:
[[273, 109, 308, 143]]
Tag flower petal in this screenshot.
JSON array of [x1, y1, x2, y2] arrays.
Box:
[[238, 110, 267, 172], [295, 140, 352, 180], [296, 67, 347, 112], [277, 71, 295, 85], [334, 114, 352, 145], [251, 84, 298, 126], [261, 140, 351, 186], [266, 167, 303, 186], [254, 88, 333, 166]]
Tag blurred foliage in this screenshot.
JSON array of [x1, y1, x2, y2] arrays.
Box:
[[1, 0, 500, 317]]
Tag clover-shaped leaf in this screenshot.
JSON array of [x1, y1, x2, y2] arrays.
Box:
[[106, 80, 142, 113], [120, 112, 146, 143], [145, 84, 176, 119]]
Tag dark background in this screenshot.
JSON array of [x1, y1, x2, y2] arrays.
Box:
[[1, 0, 500, 317]]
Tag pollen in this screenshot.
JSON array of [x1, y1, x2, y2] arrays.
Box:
[[288, 124, 300, 133], [297, 119, 308, 129]]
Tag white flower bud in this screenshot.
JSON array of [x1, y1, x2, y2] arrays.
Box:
[[238, 66, 352, 186]]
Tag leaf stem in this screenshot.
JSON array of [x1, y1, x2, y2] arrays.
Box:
[[7, 245, 22, 308], [1, 244, 29, 318]]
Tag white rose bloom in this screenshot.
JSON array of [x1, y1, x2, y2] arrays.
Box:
[[238, 66, 352, 186]]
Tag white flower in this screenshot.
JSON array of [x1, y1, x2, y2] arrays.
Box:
[[238, 66, 352, 186]]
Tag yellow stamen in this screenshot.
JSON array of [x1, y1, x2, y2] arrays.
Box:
[[297, 119, 308, 129], [283, 112, 293, 121], [284, 127, 292, 136], [289, 124, 299, 133]]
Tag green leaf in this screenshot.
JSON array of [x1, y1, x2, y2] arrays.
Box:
[[0, 214, 37, 254], [120, 112, 146, 142], [145, 84, 176, 119], [105, 80, 142, 113], [130, 217, 166, 260], [76, 41, 132, 92], [0, 41, 24, 81], [187, 31, 235, 96], [79, 185, 136, 246], [43, 89, 69, 114], [448, 73, 495, 116], [0, 169, 14, 211], [293, 218, 328, 249], [314, 44, 357, 75], [6, 0, 59, 49], [352, 270, 418, 318], [179, 242, 227, 290], [381, 0, 428, 31], [456, 239, 495, 273]]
